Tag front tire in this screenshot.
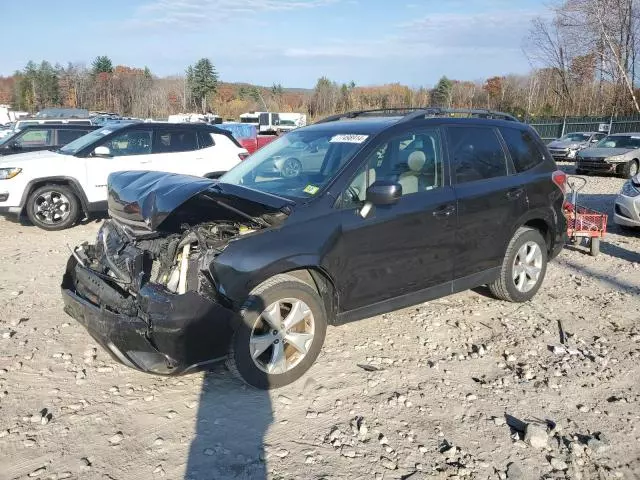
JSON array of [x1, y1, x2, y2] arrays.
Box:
[[489, 227, 548, 303], [619, 159, 639, 179], [26, 184, 80, 231], [227, 274, 327, 389]]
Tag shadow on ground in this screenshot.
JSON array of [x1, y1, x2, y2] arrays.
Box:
[[185, 367, 272, 480], [185, 296, 275, 480]]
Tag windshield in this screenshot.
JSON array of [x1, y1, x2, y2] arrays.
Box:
[[240, 117, 258, 124], [59, 126, 118, 155], [561, 133, 590, 142], [220, 129, 368, 199], [595, 135, 640, 149]]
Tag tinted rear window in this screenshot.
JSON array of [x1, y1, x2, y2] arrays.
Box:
[[500, 127, 545, 172], [447, 126, 508, 183]]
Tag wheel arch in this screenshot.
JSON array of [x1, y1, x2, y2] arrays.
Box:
[[19, 177, 89, 217], [511, 209, 557, 255], [283, 267, 339, 324]]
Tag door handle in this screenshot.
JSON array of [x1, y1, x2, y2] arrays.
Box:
[[506, 188, 524, 200], [433, 204, 456, 218]]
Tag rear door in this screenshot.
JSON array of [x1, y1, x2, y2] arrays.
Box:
[[150, 127, 203, 176], [447, 125, 529, 280]]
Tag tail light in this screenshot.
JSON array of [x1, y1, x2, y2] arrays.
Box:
[[552, 170, 567, 194], [238, 152, 249, 161]]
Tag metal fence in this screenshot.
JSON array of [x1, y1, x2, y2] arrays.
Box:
[[528, 115, 640, 143]]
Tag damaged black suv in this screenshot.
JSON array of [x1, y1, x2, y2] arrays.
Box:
[[61, 108, 567, 389]]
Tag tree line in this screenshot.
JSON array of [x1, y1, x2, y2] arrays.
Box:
[[1, 1, 639, 121]]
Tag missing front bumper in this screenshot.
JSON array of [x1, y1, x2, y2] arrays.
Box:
[[61, 255, 239, 375]]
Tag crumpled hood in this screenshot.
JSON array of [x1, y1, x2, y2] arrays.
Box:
[[548, 140, 584, 149], [578, 147, 635, 158], [0, 149, 63, 166], [107, 170, 294, 233]]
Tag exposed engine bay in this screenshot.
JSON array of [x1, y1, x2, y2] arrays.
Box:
[[71, 218, 259, 314]]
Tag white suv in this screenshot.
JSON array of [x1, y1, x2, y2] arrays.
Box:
[[0, 122, 248, 230]]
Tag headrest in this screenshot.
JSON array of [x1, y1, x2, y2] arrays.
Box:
[[407, 150, 426, 172]]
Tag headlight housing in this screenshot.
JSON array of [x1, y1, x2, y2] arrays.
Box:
[[608, 155, 625, 162], [0, 167, 22, 180], [621, 181, 640, 197]]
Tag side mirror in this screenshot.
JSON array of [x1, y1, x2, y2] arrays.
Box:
[[9, 142, 21, 150], [94, 146, 112, 157], [366, 180, 402, 206]]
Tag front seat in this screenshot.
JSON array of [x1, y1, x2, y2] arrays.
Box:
[[398, 150, 426, 195]]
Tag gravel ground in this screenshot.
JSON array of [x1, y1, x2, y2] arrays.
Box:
[[0, 167, 639, 480]]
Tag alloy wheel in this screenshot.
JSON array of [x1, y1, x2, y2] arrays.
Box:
[[249, 298, 315, 374], [512, 241, 543, 293], [33, 190, 71, 225]]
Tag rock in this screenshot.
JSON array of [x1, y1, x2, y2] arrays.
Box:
[[109, 432, 124, 445], [380, 457, 397, 470], [306, 410, 319, 419], [23, 438, 36, 447], [277, 395, 292, 405], [587, 437, 611, 455], [185, 400, 197, 409], [97, 366, 114, 373], [418, 445, 428, 454], [274, 448, 289, 458], [154, 437, 164, 446], [577, 404, 589, 413], [28, 467, 46, 477], [203, 448, 214, 456], [524, 423, 548, 449], [550, 458, 568, 471], [341, 448, 356, 458], [466, 394, 477, 401], [144, 395, 154, 402], [506, 462, 524, 479]]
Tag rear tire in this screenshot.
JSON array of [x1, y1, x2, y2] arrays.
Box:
[[25, 184, 80, 231], [489, 227, 548, 303], [227, 274, 327, 389]]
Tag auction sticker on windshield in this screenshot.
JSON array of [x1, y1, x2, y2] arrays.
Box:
[[330, 134, 368, 144], [303, 185, 320, 195]]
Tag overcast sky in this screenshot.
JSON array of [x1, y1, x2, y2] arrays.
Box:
[[2, 0, 549, 87]]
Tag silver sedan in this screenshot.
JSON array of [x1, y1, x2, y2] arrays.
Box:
[[614, 175, 640, 228]]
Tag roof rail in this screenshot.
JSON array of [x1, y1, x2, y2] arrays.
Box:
[[315, 108, 431, 124], [401, 108, 519, 123], [316, 107, 519, 124]]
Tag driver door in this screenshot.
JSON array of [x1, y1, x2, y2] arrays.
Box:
[[84, 128, 154, 203], [327, 127, 456, 315]]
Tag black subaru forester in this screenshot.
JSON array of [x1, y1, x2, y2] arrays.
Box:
[[62, 108, 567, 389]]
